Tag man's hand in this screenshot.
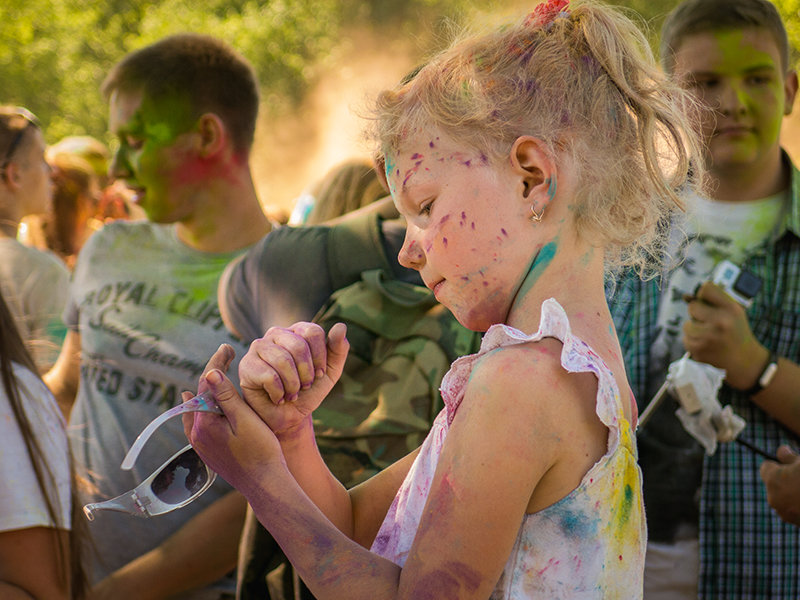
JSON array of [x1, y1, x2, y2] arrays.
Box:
[[683, 281, 768, 390], [760, 445, 800, 526]]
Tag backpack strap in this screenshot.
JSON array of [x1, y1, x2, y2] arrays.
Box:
[[327, 211, 393, 291]]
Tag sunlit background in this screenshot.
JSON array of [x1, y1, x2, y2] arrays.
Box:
[[1, 0, 798, 218]]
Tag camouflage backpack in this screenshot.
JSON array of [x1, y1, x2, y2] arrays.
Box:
[[312, 267, 481, 487]]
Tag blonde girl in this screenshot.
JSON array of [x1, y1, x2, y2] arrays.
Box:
[[185, 1, 702, 597]]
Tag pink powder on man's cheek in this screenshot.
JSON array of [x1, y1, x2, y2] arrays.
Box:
[[171, 155, 237, 188]]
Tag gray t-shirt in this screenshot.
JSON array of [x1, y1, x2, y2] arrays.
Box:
[[0, 238, 68, 370], [66, 220, 248, 596], [221, 213, 416, 344]]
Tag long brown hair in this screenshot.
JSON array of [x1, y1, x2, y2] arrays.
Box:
[[0, 289, 87, 597]]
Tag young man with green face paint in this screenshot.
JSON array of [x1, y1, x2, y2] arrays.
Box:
[[609, 0, 800, 598], [44, 34, 272, 599]]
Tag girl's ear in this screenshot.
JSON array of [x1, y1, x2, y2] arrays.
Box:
[[509, 136, 554, 201], [196, 113, 227, 157]]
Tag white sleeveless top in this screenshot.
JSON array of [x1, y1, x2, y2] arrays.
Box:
[[370, 298, 646, 598]]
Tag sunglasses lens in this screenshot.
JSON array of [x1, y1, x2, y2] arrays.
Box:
[[149, 447, 210, 505]]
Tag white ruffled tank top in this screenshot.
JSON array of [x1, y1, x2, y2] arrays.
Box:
[[370, 298, 646, 598]]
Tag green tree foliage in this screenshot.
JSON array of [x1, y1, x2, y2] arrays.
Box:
[[0, 0, 796, 145]]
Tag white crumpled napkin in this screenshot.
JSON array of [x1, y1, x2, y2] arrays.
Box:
[[667, 355, 746, 455]]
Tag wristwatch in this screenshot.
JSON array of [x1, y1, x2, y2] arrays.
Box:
[[744, 350, 779, 396]]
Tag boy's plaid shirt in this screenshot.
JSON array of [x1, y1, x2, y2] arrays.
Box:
[[609, 157, 800, 599]]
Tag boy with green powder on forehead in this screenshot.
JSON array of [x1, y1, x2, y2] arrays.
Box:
[[609, 0, 800, 597], [45, 34, 272, 598]]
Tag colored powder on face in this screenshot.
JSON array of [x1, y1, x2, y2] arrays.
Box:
[[383, 153, 398, 196], [546, 176, 557, 202], [402, 156, 425, 191], [710, 30, 785, 144], [144, 121, 177, 146]]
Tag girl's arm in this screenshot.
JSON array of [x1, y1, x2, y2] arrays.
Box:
[[0, 527, 70, 599], [188, 338, 603, 599]]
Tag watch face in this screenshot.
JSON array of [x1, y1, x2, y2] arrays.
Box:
[[733, 270, 763, 300]]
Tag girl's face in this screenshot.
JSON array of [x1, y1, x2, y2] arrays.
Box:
[[16, 128, 53, 217], [387, 131, 538, 332]]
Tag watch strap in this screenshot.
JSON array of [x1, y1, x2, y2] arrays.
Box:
[[744, 350, 778, 396]]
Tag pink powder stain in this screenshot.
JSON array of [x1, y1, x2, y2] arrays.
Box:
[[401, 155, 426, 190], [439, 214, 451, 225], [501, 228, 508, 237], [442, 237, 448, 248], [172, 155, 235, 188], [537, 557, 560, 576], [471, 222, 475, 230]]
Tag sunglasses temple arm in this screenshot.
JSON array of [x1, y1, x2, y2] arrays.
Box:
[[83, 490, 148, 521], [121, 391, 221, 470]]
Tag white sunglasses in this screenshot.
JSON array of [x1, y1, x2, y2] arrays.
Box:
[[83, 391, 223, 521]]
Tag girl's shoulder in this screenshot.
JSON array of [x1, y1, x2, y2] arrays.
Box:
[[441, 299, 622, 426]]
